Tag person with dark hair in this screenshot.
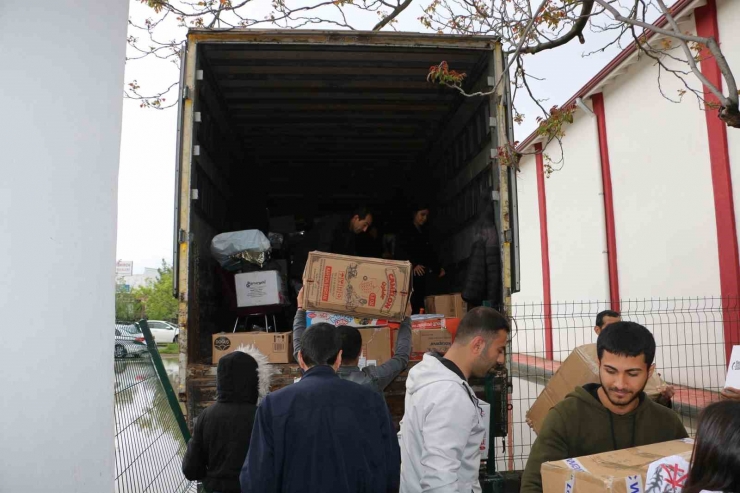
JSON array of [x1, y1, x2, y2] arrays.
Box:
[[292, 288, 413, 392], [289, 207, 374, 285], [594, 310, 675, 406], [240, 322, 400, 493], [594, 309, 621, 334], [396, 204, 445, 314], [684, 400, 740, 493], [461, 200, 502, 310], [521, 322, 688, 493], [399, 307, 510, 493], [182, 346, 275, 493]]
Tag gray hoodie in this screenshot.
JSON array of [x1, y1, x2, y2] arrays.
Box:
[[292, 309, 412, 393]]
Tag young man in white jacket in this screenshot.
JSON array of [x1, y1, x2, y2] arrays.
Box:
[[399, 307, 510, 493]]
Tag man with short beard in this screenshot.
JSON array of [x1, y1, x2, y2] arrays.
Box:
[[520, 322, 688, 493], [398, 307, 510, 493]]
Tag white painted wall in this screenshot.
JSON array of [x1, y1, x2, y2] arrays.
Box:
[[603, 17, 721, 300], [0, 1, 129, 491], [717, 0, 740, 253], [511, 155, 547, 356], [542, 105, 612, 357]]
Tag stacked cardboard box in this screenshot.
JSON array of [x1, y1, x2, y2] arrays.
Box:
[[212, 332, 294, 364], [425, 293, 468, 318]]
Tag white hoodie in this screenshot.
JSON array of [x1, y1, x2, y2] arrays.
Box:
[[398, 353, 486, 493]]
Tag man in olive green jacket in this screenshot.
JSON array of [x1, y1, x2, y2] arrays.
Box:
[[521, 322, 688, 493]]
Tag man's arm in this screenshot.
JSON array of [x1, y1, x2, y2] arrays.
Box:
[[368, 316, 412, 391], [520, 409, 570, 493], [418, 382, 476, 493], [292, 288, 306, 359], [181, 413, 207, 481], [240, 397, 277, 493]]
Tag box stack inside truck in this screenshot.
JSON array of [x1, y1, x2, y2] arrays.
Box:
[[173, 30, 519, 454]]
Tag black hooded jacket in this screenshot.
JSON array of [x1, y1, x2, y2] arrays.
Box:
[[182, 351, 261, 493]]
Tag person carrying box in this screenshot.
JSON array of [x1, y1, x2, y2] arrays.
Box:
[[292, 287, 413, 393], [521, 322, 688, 493]]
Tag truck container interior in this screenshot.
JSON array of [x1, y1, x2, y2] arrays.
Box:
[[175, 31, 517, 378]]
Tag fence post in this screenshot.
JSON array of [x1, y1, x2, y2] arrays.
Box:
[[139, 319, 191, 442]]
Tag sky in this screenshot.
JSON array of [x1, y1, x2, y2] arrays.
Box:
[[116, 0, 628, 274]]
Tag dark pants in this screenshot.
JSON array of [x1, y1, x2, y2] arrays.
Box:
[[411, 274, 427, 314]]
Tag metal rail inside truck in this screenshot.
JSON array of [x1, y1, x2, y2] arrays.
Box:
[[172, 28, 520, 464]]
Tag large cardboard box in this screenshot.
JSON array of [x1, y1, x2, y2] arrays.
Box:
[[541, 439, 694, 493], [212, 332, 293, 364], [425, 294, 468, 318], [303, 251, 412, 321], [527, 344, 665, 434], [357, 327, 392, 367], [394, 328, 453, 361], [234, 270, 287, 308]]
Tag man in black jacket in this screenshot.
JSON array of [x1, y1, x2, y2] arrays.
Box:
[[182, 347, 274, 493], [240, 322, 400, 493]]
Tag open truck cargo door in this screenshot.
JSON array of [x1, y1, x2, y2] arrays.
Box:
[[172, 29, 517, 425]]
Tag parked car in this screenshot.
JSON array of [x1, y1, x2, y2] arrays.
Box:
[[146, 320, 179, 345], [115, 324, 148, 359]]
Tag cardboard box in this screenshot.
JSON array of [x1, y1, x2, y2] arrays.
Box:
[[394, 328, 453, 361], [303, 251, 412, 321], [212, 332, 293, 364], [411, 314, 446, 330], [541, 439, 694, 493], [357, 327, 392, 367], [234, 270, 287, 308], [425, 294, 468, 318], [527, 344, 665, 434], [306, 310, 388, 328]]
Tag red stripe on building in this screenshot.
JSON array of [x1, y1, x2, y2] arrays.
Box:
[[695, 0, 740, 363], [535, 143, 554, 361], [591, 93, 620, 311]]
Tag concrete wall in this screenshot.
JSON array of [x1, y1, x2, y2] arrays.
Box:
[[0, 1, 129, 491]]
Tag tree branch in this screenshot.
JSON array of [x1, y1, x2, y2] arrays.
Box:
[[518, 0, 595, 55]]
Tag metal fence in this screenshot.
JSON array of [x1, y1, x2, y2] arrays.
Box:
[[493, 296, 740, 472], [115, 320, 197, 493]]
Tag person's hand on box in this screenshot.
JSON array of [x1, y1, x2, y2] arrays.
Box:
[[661, 384, 676, 401], [405, 303, 413, 319], [297, 287, 305, 310], [721, 386, 740, 401], [414, 265, 426, 277], [525, 417, 534, 430]]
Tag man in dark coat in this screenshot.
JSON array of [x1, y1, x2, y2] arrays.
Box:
[[396, 206, 445, 314], [240, 323, 400, 493], [290, 207, 374, 282], [182, 346, 274, 493]]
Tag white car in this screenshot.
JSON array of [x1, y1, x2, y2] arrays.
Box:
[[146, 320, 179, 345]]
